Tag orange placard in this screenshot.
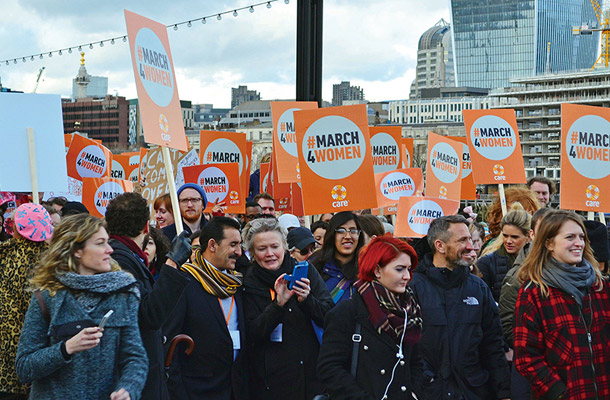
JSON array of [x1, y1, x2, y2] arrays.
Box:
[[199, 130, 247, 203], [291, 183, 304, 216], [447, 136, 476, 200], [401, 138, 413, 168], [124, 10, 187, 151], [294, 104, 377, 214], [425, 133, 462, 201], [394, 196, 460, 238], [82, 178, 133, 218], [64, 134, 73, 149], [463, 109, 526, 184], [245, 141, 252, 196], [271, 152, 291, 212], [260, 162, 272, 194], [370, 126, 402, 174], [271, 101, 318, 183], [66, 134, 112, 181], [182, 163, 244, 214], [560, 104, 610, 211], [375, 168, 424, 209]]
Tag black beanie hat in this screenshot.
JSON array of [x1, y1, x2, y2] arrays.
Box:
[[584, 220, 610, 263]]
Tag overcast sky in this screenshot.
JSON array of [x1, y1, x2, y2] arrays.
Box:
[[0, 0, 449, 108]]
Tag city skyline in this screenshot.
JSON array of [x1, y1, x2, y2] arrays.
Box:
[[0, 0, 447, 107]]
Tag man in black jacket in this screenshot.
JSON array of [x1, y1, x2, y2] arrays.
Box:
[[409, 215, 510, 400], [106, 192, 191, 400], [163, 216, 249, 400], [163, 183, 208, 242]]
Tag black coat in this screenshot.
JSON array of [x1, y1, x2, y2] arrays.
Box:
[[110, 239, 190, 400], [242, 253, 333, 400], [162, 217, 207, 243], [476, 250, 514, 302], [408, 254, 510, 400], [317, 291, 424, 400], [162, 280, 249, 400]]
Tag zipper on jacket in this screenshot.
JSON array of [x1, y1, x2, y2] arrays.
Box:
[[576, 294, 598, 399]]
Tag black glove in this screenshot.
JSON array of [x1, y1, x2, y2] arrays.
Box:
[[166, 231, 192, 266]]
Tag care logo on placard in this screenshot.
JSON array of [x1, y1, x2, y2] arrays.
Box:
[[461, 143, 472, 178], [380, 171, 416, 200], [331, 184, 348, 207], [95, 181, 124, 216], [279, 198, 289, 206], [159, 113, 170, 141], [203, 139, 244, 175], [407, 200, 444, 235], [371, 132, 399, 173], [430, 142, 460, 183], [493, 163, 505, 181], [439, 185, 448, 198], [135, 27, 174, 107], [229, 190, 239, 201], [566, 115, 610, 180], [302, 116, 366, 180], [586, 184, 600, 207], [76, 145, 107, 178], [277, 108, 299, 157], [198, 167, 229, 204], [470, 115, 517, 160]]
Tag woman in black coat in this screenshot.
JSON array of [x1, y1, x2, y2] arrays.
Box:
[[241, 218, 333, 400], [318, 236, 424, 400]]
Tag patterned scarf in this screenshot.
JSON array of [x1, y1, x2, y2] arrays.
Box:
[[180, 247, 243, 298], [355, 279, 422, 345]]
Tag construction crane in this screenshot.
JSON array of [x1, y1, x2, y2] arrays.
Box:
[[573, 0, 610, 69], [32, 67, 45, 93]]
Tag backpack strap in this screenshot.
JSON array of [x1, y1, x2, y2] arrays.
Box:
[[350, 322, 361, 376], [34, 289, 50, 324]]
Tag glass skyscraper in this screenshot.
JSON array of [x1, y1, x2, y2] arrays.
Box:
[[450, 0, 599, 89]]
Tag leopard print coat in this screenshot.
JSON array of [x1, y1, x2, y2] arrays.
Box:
[[0, 237, 47, 394]]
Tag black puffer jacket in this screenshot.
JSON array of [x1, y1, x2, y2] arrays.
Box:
[[409, 254, 510, 400], [476, 248, 515, 302]]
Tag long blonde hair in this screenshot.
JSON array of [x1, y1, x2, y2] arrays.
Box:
[[480, 202, 531, 257], [518, 210, 603, 296], [31, 214, 120, 295]]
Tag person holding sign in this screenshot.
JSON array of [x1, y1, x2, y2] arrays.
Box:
[[514, 210, 610, 399], [241, 218, 333, 400], [310, 212, 365, 304], [163, 217, 249, 400], [318, 236, 425, 399], [409, 215, 510, 400], [15, 214, 148, 400]]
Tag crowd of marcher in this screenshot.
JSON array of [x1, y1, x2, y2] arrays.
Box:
[[1, 174, 610, 400]]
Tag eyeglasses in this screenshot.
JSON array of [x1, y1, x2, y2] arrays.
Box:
[[179, 197, 202, 205], [335, 228, 360, 237], [299, 246, 315, 256]]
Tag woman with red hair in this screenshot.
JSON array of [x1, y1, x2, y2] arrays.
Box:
[[317, 236, 424, 399]]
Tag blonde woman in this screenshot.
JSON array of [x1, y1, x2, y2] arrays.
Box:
[[16, 214, 148, 400], [514, 210, 610, 399]]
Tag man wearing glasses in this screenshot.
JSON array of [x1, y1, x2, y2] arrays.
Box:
[[163, 183, 208, 242]]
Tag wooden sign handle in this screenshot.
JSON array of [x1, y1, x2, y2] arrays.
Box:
[[162, 146, 183, 235], [27, 128, 40, 204], [498, 183, 507, 216]]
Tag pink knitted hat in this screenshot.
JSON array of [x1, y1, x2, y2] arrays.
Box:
[[14, 203, 54, 242]]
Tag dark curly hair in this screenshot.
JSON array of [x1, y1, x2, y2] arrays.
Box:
[[105, 192, 149, 237]]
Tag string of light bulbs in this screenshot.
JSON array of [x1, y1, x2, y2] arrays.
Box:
[[0, 0, 289, 67]]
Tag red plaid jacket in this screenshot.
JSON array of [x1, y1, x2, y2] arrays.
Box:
[[514, 279, 610, 399]]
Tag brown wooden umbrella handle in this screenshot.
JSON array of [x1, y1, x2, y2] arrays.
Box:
[[164, 334, 195, 368]]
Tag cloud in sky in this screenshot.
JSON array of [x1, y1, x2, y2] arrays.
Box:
[[1, 0, 449, 107]]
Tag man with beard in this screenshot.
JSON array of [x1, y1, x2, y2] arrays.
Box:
[[163, 216, 249, 400], [409, 215, 510, 400], [163, 183, 208, 242]]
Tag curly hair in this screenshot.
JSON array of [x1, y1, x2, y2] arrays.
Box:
[[485, 186, 540, 239], [105, 192, 149, 237], [31, 214, 120, 295]]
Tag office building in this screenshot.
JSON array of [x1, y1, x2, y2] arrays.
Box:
[[410, 19, 455, 98], [450, 0, 598, 89], [231, 85, 261, 108], [332, 81, 365, 106]]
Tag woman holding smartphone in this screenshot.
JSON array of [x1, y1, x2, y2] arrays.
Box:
[[242, 218, 333, 400], [16, 214, 148, 400]]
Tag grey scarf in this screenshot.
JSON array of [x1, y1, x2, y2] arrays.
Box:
[[57, 271, 137, 313], [542, 258, 596, 306]]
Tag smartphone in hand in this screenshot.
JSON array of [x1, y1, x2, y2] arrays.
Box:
[[98, 310, 114, 330], [285, 261, 309, 290]]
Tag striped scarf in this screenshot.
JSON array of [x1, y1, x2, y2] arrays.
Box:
[[180, 247, 243, 298], [355, 279, 422, 345]]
